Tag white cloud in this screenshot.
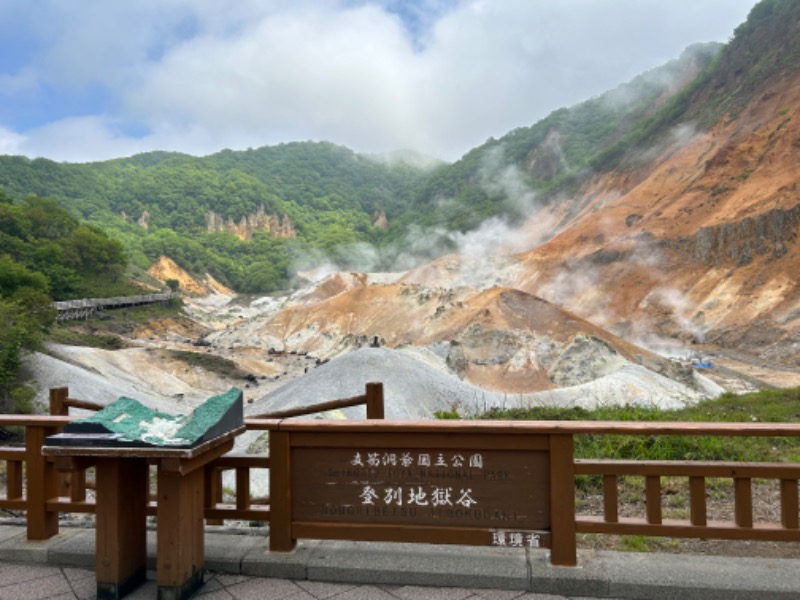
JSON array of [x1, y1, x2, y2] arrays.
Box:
[[11, 117, 147, 162], [0, 125, 25, 155], [0, 0, 758, 162], [131, 4, 422, 153]]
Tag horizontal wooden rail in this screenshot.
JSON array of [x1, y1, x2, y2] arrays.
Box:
[[0, 499, 27, 511], [242, 419, 800, 436], [250, 381, 384, 420], [45, 499, 96, 514], [204, 506, 270, 521], [212, 453, 271, 469], [64, 397, 105, 412], [575, 459, 800, 479], [0, 447, 25, 461], [250, 394, 369, 419], [576, 518, 800, 541]]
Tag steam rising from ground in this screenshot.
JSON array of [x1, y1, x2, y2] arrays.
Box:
[[290, 127, 706, 363], [478, 146, 539, 216], [294, 143, 556, 288], [647, 287, 707, 343]]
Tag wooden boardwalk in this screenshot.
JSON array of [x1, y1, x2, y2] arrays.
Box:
[[52, 292, 176, 322]]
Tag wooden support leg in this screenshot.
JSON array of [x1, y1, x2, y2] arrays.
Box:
[[549, 434, 577, 566], [269, 430, 296, 552], [25, 425, 60, 540], [95, 458, 148, 600], [156, 466, 205, 600]]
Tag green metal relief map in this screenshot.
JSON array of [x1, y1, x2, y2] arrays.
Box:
[[47, 387, 243, 448]]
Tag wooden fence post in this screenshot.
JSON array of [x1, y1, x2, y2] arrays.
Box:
[[205, 465, 224, 526], [549, 433, 577, 566], [269, 430, 295, 551], [365, 382, 384, 420], [48, 387, 72, 497], [6, 460, 23, 500], [780, 479, 799, 529], [26, 424, 60, 540], [49, 387, 69, 416]]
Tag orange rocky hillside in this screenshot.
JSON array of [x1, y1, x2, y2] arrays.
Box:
[[511, 76, 800, 366], [148, 256, 234, 297]]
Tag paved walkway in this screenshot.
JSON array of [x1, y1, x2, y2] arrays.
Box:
[[0, 523, 798, 599], [0, 562, 606, 600]]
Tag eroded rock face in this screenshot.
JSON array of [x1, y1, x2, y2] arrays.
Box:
[[547, 335, 625, 387], [142, 71, 800, 399], [673, 203, 800, 266], [205, 205, 296, 240], [371, 208, 389, 229], [445, 341, 467, 377], [193, 275, 699, 395]]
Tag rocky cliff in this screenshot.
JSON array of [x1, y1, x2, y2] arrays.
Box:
[[511, 71, 800, 366], [205, 205, 296, 240]]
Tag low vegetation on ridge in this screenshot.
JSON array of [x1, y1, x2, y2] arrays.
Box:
[[478, 387, 800, 463]]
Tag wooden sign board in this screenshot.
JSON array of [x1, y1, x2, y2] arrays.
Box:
[[288, 435, 552, 548]]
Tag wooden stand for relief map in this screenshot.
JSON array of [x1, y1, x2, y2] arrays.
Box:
[[267, 421, 577, 566], [44, 428, 242, 600]]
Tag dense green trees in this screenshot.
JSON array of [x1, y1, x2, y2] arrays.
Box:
[[0, 253, 55, 412], [0, 195, 129, 299], [0, 192, 132, 410], [0, 141, 431, 292]]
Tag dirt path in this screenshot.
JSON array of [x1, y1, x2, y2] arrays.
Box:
[[694, 344, 800, 391]]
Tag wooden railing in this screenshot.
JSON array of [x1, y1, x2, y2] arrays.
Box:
[[575, 459, 800, 539], [2, 394, 800, 564], [250, 419, 800, 565], [570, 421, 800, 543], [0, 384, 385, 538], [0, 415, 72, 540]]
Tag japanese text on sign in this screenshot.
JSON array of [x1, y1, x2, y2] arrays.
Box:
[[359, 484, 478, 507], [491, 530, 541, 548], [350, 451, 484, 469], [291, 446, 551, 532]]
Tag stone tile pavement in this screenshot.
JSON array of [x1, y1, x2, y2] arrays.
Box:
[[1, 523, 799, 599], [0, 562, 608, 599]]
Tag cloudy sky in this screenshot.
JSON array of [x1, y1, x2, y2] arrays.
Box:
[[0, 0, 758, 163]]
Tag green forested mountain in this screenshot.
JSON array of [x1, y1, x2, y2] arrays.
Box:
[[403, 42, 724, 233], [395, 0, 800, 232], [0, 142, 433, 292]]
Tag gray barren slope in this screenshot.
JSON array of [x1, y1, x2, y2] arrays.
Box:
[[248, 347, 492, 420], [249, 347, 719, 420]]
